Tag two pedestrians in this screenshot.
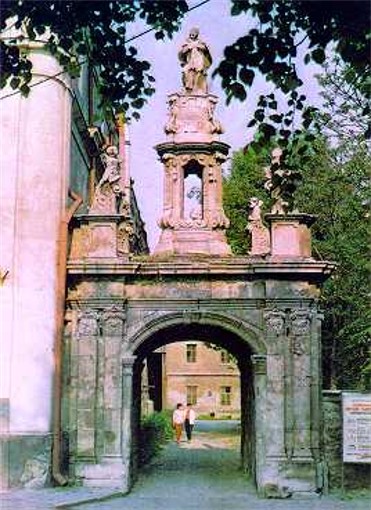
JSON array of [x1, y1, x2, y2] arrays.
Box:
[[172, 403, 196, 444]]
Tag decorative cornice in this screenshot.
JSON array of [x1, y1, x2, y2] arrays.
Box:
[[155, 141, 230, 157], [67, 257, 335, 282]]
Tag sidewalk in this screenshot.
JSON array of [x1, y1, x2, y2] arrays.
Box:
[[1, 424, 370, 510]]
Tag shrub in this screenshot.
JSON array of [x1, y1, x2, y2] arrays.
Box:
[[138, 411, 173, 466]]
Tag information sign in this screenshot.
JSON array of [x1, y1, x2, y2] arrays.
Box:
[[342, 392, 371, 463]]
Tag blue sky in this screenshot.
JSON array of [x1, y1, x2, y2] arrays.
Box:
[[127, 0, 322, 250]]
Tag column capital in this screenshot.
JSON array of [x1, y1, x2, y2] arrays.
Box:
[[122, 355, 137, 369], [251, 354, 267, 375]]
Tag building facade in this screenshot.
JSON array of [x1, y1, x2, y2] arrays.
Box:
[[0, 27, 147, 490], [163, 342, 240, 418]]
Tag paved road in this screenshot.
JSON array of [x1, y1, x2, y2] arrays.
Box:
[[1, 421, 369, 509], [68, 420, 370, 510]]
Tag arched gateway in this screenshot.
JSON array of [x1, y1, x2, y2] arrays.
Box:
[[64, 30, 334, 498]]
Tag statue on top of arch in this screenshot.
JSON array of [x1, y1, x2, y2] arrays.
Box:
[[90, 145, 124, 214], [178, 27, 212, 95]]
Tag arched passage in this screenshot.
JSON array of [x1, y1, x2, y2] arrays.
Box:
[[125, 312, 267, 486]]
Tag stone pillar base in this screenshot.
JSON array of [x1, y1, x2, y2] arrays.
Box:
[[265, 214, 316, 258], [154, 229, 231, 256], [69, 214, 132, 260], [75, 457, 128, 492], [258, 457, 322, 498]]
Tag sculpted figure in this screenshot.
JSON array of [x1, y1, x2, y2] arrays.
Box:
[[247, 197, 270, 256], [164, 97, 179, 134], [90, 145, 122, 214], [178, 27, 212, 94], [100, 145, 121, 186], [207, 100, 223, 134]]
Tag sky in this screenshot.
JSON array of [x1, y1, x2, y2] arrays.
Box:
[[127, 0, 322, 250]]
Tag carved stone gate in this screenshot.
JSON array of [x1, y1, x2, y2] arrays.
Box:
[[63, 30, 333, 497]]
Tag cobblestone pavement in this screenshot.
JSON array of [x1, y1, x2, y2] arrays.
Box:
[[1, 421, 370, 510]]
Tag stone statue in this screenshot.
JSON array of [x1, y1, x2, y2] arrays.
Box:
[[100, 145, 121, 186], [90, 145, 122, 214], [247, 197, 270, 256], [164, 97, 179, 134], [207, 99, 223, 134], [178, 27, 212, 94], [264, 148, 302, 214]]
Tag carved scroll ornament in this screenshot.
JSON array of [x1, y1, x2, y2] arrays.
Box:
[[264, 310, 286, 336]]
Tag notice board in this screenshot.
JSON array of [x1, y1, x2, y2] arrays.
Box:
[[342, 392, 371, 463]]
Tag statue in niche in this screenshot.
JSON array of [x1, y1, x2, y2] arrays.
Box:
[[264, 148, 302, 214], [178, 27, 212, 94], [187, 185, 203, 221], [247, 197, 270, 256], [90, 145, 122, 214]]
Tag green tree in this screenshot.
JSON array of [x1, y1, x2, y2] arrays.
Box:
[[0, 0, 188, 119], [1, 0, 369, 134], [224, 139, 370, 389], [215, 0, 370, 150], [296, 141, 370, 390], [223, 147, 269, 254], [315, 57, 371, 144]]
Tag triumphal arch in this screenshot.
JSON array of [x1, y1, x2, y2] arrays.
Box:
[[64, 29, 333, 498]]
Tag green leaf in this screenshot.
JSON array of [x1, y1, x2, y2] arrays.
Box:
[[10, 77, 20, 89], [239, 68, 255, 86], [311, 48, 326, 64]]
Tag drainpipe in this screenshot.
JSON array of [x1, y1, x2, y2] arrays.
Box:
[[52, 189, 83, 486]]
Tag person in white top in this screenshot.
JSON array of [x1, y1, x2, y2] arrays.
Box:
[[172, 403, 185, 444], [184, 403, 196, 442]]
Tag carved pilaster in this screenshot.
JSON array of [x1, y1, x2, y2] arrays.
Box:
[[264, 309, 292, 459], [288, 309, 313, 458], [121, 356, 136, 492], [75, 308, 100, 460]]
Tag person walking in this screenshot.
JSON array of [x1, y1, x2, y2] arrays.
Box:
[[184, 403, 196, 442], [172, 403, 185, 444]]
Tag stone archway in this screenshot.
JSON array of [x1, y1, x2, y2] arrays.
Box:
[[63, 27, 334, 499], [64, 256, 331, 497], [126, 311, 267, 483]]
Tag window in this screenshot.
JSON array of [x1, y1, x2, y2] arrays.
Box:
[[186, 343, 197, 363], [220, 350, 232, 364], [187, 385, 197, 405], [220, 386, 232, 406]]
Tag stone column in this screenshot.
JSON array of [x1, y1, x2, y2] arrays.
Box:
[[289, 309, 313, 459], [121, 355, 136, 493], [75, 309, 100, 460], [101, 307, 126, 460], [263, 310, 287, 459], [311, 312, 324, 463], [251, 354, 267, 494]]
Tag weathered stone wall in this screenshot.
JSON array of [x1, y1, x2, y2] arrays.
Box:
[[322, 391, 371, 491], [63, 256, 332, 496], [0, 434, 51, 490]]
